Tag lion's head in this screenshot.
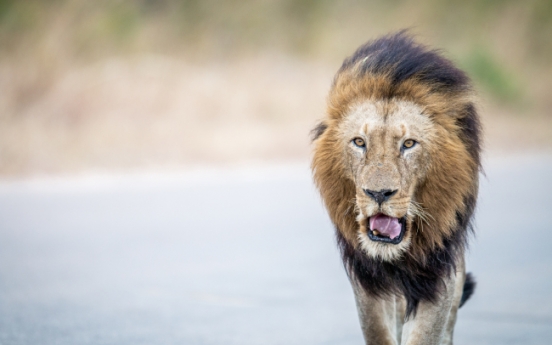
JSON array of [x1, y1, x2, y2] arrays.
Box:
[[312, 32, 481, 314]]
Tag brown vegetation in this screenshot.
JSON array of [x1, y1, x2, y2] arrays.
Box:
[[1, 1, 551, 175]]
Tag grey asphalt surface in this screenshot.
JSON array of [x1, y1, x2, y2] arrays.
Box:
[[0, 154, 551, 345]]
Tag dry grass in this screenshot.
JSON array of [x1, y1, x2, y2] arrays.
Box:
[[1, 54, 550, 176], [1, 1, 551, 176], [0, 55, 331, 175]]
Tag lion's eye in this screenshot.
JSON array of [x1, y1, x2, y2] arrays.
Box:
[[353, 137, 366, 148], [403, 139, 416, 149]]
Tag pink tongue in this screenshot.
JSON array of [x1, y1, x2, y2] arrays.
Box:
[[369, 214, 402, 240]]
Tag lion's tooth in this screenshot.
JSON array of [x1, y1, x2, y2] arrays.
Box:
[[372, 230, 380, 236]]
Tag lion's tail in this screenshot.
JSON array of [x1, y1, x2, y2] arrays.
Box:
[[459, 272, 476, 308]]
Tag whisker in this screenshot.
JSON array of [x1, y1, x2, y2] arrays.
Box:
[[409, 200, 434, 233]]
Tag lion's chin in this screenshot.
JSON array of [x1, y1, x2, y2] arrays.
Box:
[[367, 215, 407, 245]]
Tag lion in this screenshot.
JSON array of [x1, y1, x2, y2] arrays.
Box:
[[311, 32, 480, 345]]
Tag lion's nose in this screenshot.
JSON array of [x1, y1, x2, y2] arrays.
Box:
[[363, 189, 398, 205]]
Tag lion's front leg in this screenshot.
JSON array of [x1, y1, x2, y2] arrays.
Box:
[[401, 260, 465, 345], [352, 281, 404, 345]]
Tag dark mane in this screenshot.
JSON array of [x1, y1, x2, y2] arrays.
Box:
[[457, 103, 482, 167], [337, 190, 477, 318], [338, 31, 470, 96]]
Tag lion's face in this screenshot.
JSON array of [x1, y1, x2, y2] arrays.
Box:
[[339, 99, 436, 261]]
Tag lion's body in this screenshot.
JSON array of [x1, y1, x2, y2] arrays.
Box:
[[311, 32, 481, 344]]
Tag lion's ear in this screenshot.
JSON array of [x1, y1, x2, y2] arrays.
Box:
[[311, 122, 328, 141]]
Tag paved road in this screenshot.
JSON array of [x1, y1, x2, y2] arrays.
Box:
[[0, 155, 551, 345]]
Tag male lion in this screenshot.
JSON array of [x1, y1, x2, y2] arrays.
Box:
[[311, 32, 480, 345]]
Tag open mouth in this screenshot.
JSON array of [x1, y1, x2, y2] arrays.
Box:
[[367, 214, 407, 245]]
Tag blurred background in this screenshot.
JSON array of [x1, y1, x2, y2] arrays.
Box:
[[1, 2, 552, 345], [1, 0, 551, 175]]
